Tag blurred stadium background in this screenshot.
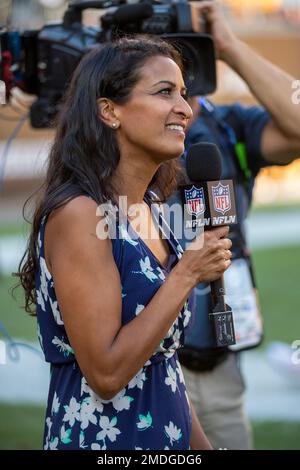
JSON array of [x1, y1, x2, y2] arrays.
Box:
[[1, 0, 300, 450]]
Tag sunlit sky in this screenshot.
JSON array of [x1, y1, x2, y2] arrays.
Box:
[[223, 0, 297, 12]]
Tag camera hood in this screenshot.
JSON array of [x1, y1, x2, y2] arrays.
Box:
[[163, 33, 217, 96]]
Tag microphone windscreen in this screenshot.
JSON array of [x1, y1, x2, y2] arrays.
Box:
[[186, 142, 223, 182], [113, 3, 153, 25]]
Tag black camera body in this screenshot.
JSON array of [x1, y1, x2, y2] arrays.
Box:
[[0, 0, 216, 128]]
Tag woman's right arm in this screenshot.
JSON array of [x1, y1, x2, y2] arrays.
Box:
[[46, 196, 231, 399]]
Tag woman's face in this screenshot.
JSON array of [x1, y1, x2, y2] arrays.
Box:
[[114, 55, 193, 164]]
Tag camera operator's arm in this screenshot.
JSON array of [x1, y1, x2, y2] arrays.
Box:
[[9, 87, 37, 112], [192, 1, 300, 165], [190, 401, 213, 450]]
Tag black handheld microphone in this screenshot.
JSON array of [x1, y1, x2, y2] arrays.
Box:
[[182, 142, 237, 347]]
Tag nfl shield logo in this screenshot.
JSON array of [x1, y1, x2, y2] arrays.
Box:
[[212, 182, 231, 215], [185, 186, 206, 216]]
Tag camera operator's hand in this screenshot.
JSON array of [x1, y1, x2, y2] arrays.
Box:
[[192, 2, 300, 167], [10, 87, 37, 113], [191, 1, 238, 62]]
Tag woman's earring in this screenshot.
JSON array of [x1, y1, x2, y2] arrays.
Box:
[[112, 123, 117, 129]]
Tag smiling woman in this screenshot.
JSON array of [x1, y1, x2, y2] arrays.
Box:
[[15, 35, 232, 450], [100, 54, 192, 168]]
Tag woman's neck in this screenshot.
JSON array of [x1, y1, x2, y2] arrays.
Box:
[[113, 156, 158, 208]]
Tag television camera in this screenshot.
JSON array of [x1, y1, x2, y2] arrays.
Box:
[[0, 0, 217, 128]]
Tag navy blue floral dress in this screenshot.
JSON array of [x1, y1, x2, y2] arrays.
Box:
[[35, 196, 193, 450]]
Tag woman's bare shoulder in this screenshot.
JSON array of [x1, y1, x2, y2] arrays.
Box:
[[45, 195, 111, 273], [47, 195, 99, 230]]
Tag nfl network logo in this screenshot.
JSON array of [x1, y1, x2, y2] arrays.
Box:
[[185, 186, 206, 217], [212, 182, 231, 215]]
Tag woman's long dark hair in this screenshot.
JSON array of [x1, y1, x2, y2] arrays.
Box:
[[16, 35, 184, 314]]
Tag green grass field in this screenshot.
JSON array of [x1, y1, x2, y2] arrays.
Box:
[[251, 202, 300, 214], [1, 243, 300, 450], [1, 402, 299, 450], [252, 244, 300, 346], [0, 276, 37, 342], [0, 221, 30, 238], [0, 404, 45, 450]]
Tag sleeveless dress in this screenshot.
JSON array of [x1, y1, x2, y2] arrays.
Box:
[[35, 196, 193, 450]]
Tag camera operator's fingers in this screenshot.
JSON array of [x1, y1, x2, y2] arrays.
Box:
[[190, 1, 237, 60], [10, 87, 37, 112], [190, 1, 215, 33]]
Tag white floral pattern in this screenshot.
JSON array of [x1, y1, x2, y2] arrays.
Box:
[[176, 361, 185, 385], [137, 412, 152, 431], [128, 368, 147, 390], [156, 267, 166, 281], [36, 288, 46, 312], [80, 377, 105, 413], [109, 389, 134, 412], [50, 298, 64, 325], [60, 425, 72, 444], [44, 416, 52, 450], [183, 304, 192, 328], [80, 431, 88, 449], [135, 304, 145, 316], [140, 256, 159, 282], [52, 392, 60, 415], [40, 258, 49, 295], [91, 442, 103, 450], [164, 421, 182, 446], [48, 437, 59, 450], [52, 336, 74, 357], [165, 365, 177, 393], [97, 416, 121, 443], [62, 397, 80, 427], [80, 398, 98, 430], [119, 224, 138, 246], [37, 207, 192, 450]]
